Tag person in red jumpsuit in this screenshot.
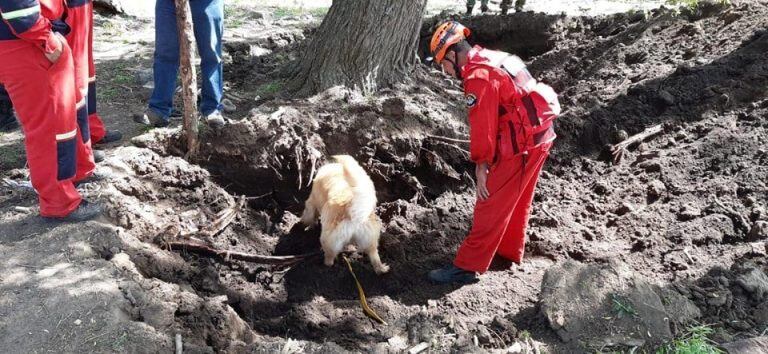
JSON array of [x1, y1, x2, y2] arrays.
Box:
[[427, 21, 555, 284], [65, 0, 121, 147], [0, 0, 101, 221]]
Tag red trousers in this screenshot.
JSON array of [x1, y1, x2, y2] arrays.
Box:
[[65, 0, 105, 143], [0, 40, 84, 217], [454, 142, 552, 273]]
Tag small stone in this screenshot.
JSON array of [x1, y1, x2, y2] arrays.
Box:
[[706, 292, 728, 307], [647, 179, 666, 200], [592, 181, 609, 196], [74, 319, 82, 326], [729, 320, 753, 331], [615, 202, 635, 216], [611, 129, 629, 144], [388, 336, 408, 352], [507, 342, 523, 353], [749, 221, 768, 240], [427, 300, 437, 308], [744, 196, 757, 207], [658, 90, 675, 106]]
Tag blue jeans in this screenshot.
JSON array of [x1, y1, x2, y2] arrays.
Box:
[[149, 0, 224, 121]]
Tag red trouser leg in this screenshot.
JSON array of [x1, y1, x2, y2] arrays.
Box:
[[453, 142, 552, 273], [85, 1, 106, 143], [0, 41, 82, 217], [65, 1, 97, 180], [496, 143, 550, 262]]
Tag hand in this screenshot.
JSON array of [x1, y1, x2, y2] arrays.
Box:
[[44, 33, 65, 64], [475, 162, 490, 201]]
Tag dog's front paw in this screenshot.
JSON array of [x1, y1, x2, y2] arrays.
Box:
[[375, 263, 390, 274], [324, 257, 335, 267]]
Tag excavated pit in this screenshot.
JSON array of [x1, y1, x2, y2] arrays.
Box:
[[100, 2, 768, 351]]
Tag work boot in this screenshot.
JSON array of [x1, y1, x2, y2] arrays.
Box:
[[0, 99, 18, 132], [93, 150, 105, 163], [466, 5, 473, 15], [428, 264, 478, 284], [94, 130, 123, 145], [204, 110, 226, 129], [480, 4, 489, 13], [75, 169, 112, 187], [134, 108, 169, 128], [43, 200, 103, 223]]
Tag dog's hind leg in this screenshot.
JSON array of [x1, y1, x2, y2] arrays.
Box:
[[366, 247, 390, 274], [320, 230, 344, 267]]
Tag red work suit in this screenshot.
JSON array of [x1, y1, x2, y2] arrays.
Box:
[[453, 46, 555, 273], [64, 0, 104, 144], [0, 0, 88, 216]]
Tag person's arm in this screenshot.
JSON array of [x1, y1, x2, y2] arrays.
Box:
[[464, 75, 499, 166], [0, 0, 61, 55]]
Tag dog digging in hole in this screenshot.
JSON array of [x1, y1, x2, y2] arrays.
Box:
[[300, 155, 390, 274]]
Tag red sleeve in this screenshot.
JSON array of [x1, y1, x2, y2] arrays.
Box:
[[464, 75, 499, 165], [0, 0, 59, 53]]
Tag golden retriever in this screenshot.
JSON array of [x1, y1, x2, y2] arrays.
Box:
[[300, 155, 389, 274]]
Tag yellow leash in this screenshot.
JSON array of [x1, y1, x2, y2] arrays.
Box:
[[342, 255, 387, 325]]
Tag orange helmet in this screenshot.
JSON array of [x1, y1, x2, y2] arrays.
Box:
[[429, 21, 471, 64]]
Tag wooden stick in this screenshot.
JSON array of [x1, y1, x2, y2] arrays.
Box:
[[609, 124, 664, 163], [426, 135, 470, 144], [175, 0, 199, 157], [163, 238, 322, 266], [199, 196, 246, 238], [175, 334, 182, 354]]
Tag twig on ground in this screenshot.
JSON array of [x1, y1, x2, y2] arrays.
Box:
[[426, 134, 470, 144], [609, 124, 664, 164]]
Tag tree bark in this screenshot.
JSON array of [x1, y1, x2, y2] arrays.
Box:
[[289, 0, 428, 97], [174, 0, 199, 157]]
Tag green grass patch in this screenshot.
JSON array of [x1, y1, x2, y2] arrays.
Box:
[[255, 80, 285, 97], [611, 294, 639, 319], [656, 325, 722, 354]]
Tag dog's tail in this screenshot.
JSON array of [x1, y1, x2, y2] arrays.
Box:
[[333, 155, 376, 222]]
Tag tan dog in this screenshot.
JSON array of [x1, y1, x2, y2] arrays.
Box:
[[300, 155, 389, 274]]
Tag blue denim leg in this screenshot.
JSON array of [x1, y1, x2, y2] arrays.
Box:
[[190, 0, 224, 116], [148, 0, 179, 121]]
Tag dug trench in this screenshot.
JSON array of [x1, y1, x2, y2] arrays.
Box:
[[78, 1, 768, 352]]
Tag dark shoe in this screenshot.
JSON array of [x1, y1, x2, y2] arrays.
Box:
[[95, 130, 122, 145], [428, 264, 478, 284], [480, 4, 489, 12], [0, 99, 18, 132], [93, 150, 105, 163], [466, 5, 473, 15], [75, 170, 111, 187], [501, 7, 509, 15], [134, 109, 169, 128], [43, 200, 102, 222]]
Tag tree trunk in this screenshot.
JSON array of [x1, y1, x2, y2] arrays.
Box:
[[174, 0, 199, 157], [289, 0, 428, 97]]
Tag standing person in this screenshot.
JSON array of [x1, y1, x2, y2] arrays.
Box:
[[426, 22, 558, 284], [0, 0, 102, 221], [466, 0, 489, 15], [65, 0, 122, 147], [0, 85, 17, 132], [134, 0, 226, 128]]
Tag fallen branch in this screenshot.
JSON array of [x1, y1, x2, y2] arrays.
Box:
[[199, 196, 246, 238], [161, 237, 321, 266], [712, 197, 751, 235], [609, 124, 664, 164], [426, 135, 470, 144]]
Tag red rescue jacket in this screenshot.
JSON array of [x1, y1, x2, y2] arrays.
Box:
[[0, 0, 64, 53], [461, 45, 557, 164]]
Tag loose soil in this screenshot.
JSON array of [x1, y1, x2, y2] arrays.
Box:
[[2, 0, 767, 353]]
